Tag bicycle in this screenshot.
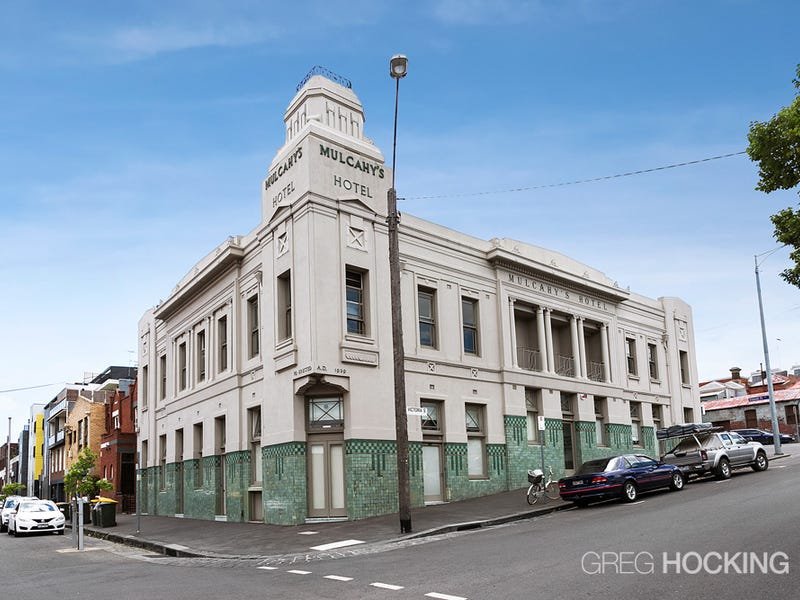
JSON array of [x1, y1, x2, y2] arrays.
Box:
[[526, 465, 560, 505]]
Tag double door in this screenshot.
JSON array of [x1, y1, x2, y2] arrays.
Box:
[[307, 436, 346, 518]]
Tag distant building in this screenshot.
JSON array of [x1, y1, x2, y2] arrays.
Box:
[[701, 367, 800, 437], [137, 71, 701, 525], [98, 378, 138, 512], [0, 442, 19, 489], [28, 404, 45, 498]]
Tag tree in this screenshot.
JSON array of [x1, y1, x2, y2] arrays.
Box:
[[747, 65, 800, 287], [1, 482, 26, 496], [64, 448, 113, 499]]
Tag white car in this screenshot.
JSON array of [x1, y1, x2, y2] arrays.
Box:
[[0, 496, 38, 532], [7, 500, 65, 536]]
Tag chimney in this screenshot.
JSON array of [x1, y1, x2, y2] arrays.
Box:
[[730, 367, 741, 380]]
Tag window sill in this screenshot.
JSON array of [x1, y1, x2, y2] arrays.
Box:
[[628, 374, 640, 381], [468, 476, 489, 481]]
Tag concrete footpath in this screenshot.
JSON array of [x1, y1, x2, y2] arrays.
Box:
[[75, 488, 567, 560]]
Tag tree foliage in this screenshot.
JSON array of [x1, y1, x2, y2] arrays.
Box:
[[747, 65, 800, 287], [1, 482, 26, 496], [64, 447, 113, 499]]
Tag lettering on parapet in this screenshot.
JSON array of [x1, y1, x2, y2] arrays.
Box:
[[264, 147, 303, 191], [319, 144, 385, 178], [506, 272, 611, 312]]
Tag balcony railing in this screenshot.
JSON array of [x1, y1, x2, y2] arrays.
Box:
[[587, 361, 606, 382], [516, 347, 543, 372], [47, 430, 65, 447], [555, 355, 575, 378]]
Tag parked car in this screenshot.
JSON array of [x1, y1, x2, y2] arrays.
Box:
[[659, 425, 769, 479], [731, 428, 796, 445], [558, 454, 685, 507], [0, 496, 38, 532], [7, 499, 65, 536]]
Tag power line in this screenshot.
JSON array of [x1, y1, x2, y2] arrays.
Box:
[[0, 382, 64, 394], [404, 151, 747, 201]]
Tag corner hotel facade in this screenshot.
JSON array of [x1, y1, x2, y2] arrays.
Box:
[[137, 72, 701, 524]]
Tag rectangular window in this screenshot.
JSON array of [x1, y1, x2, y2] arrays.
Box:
[[625, 338, 637, 376], [525, 388, 541, 444], [683, 407, 694, 423], [159, 434, 167, 490], [595, 397, 607, 446], [217, 315, 228, 373], [462, 297, 479, 355], [630, 401, 641, 446], [248, 295, 260, 358], [178, 342, 187, 391], [175, 428, 184, 462], [647, 343, 658, 380], [421, 401, 442, 434], [197, 330, 206, 382], [248, 407, 262, 485], [277, 271, 292, 341], [308, 397, 344, 431], [159, 354, 167, 400], [652, 404, 663, 431], [141, 365, 148, 410], [193, 423, 203, 488], [786, 405, 799, 426], [418, 287, 437, 348], [465, 404, 486, 478], [141, 440, 148, 468], [345, 268, 366, 335], [679, 350, 690, 385]]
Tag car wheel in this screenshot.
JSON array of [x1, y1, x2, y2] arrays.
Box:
[[669, 471, 685, 491], [623, 480, 638, 502], [715, 458, 731, 480], [751, 451, 769, 472]]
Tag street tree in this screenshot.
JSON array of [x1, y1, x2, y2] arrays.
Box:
[[747, 64, 800, 287], [64, 447, 113, 499], [1, 482, 26, 496]]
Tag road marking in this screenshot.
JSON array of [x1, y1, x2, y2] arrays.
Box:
[[310, 539, 364, 551], [426, 593, 468, 600], [630, 501, 645, 505], [371, 582, 404, 591], [56, 548, 103, 553], [775, 465, 787, 468], [298, 531, 319, 535], [257, 566, 278, 570], [287, 570, 312, 575], [324, 575, 354, 581]]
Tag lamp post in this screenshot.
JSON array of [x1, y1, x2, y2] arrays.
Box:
[[754, 254, 782, 455], [388, 53, 412, 534]]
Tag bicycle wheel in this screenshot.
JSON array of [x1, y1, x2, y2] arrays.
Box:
[[526, 483, 542, 505], [544, 481, 560, 500]]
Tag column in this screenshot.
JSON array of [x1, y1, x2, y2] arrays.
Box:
[[600, 323, 611, 383], [544, 309, 555, 374], [536, 306, 547, 372], [570, 315, 580, 379], [577, 317, 587, 379], [508, 298, 518, 369]]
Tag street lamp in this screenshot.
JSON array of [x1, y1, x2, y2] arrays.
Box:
[[388, 53, 411, 534]]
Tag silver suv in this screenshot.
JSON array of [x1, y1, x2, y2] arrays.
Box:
[[661, 429, 769, 480]]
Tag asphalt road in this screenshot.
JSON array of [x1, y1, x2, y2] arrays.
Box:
[[3, 453, 799, 599]]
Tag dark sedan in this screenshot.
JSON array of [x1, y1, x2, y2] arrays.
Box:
[[558, 454, 685, 507], [732, 429, 796, 445]]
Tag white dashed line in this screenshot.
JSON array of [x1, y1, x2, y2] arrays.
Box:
[[630, 500, 645, 505], [287, 570, 312, 575], [426, 593, 468, 600], [371, 582, 404, 591], [257, 566, 278, 570], [324, 575, 354, 581], [310, 539, 365, 551], [298, 530, 318, 535]]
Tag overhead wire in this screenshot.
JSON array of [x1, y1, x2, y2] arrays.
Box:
[[403, 151, 747, 201]]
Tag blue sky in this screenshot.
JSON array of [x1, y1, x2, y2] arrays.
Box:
[[2, 0, 799, 440]]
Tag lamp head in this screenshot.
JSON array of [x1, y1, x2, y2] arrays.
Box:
[[389, 54, 408, 79]]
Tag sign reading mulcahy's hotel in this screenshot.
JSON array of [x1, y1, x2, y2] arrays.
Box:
[[505, 272, 612, 312]]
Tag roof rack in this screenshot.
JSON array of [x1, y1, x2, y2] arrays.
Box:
[[656, 423, 722, 440]]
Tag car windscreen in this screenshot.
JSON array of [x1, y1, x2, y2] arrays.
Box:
[[576, 458, 612, 475], [19, 502, 55, 512]]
